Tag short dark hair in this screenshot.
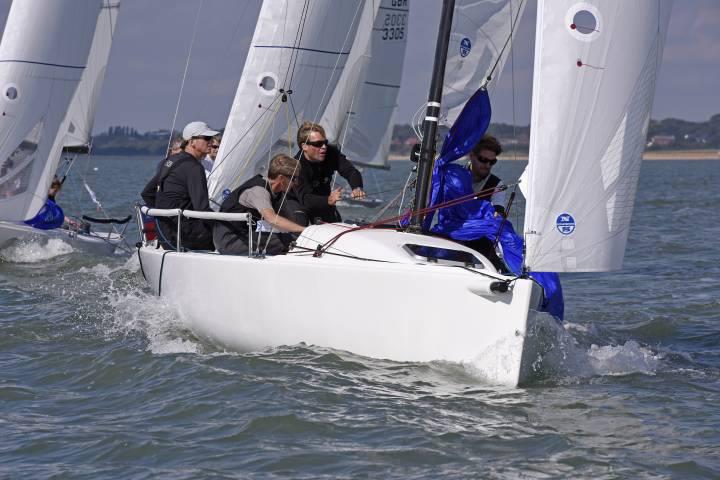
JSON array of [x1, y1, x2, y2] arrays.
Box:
[[472, 134, 502, 157]]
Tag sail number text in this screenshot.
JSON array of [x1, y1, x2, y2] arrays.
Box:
[[381, 12, 407, 41]]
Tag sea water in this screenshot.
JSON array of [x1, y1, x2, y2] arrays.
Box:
[[1, 156, 718, 478]]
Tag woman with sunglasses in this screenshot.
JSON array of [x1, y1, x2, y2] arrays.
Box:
[[469, 134, 506, 217]]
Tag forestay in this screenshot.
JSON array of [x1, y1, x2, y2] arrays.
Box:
[[63, 1, 120, 151], [523, 0, 672, 272], [208, 0, 365, 206], [441, 0, 527, 125], [321, 0, 409, 169], [0, 0, 101, 222]]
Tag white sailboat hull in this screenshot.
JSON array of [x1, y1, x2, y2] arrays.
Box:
[[138, 224, 546, 386], [0, 220, 122, 256]]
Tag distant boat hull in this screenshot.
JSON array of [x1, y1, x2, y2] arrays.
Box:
[[0, 220, 122, 256], [138, 223, 546, 386]]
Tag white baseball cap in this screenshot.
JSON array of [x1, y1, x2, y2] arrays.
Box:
[[182, 121, 220, 140]]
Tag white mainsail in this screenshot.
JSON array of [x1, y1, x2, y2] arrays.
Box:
[[0, 0, 101, 222], [441, 0, 527, 125], [321, 0, 410, 169], [63, 1, 120, 151], [523, 0, 672, 272], [208, 0, 366, 206]]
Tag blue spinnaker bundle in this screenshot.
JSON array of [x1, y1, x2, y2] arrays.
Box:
[[24, 199, 65, 230], [424, 88, 564, 319]]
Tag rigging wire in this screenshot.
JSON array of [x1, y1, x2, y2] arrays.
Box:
[[165, 0, 205, 156], [320, 181, 515, 255], [507, 0, 522, 234], [309, 0, 366, 125]]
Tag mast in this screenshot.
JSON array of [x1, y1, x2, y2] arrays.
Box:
[[411, 0, 455, 227]]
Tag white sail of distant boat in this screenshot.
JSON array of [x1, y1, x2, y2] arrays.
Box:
[[319, 0, 377, 143], [63, 1, 120, 152], [321, 0, 409, 169], [207, 0, 367, 207], [441, 0, 528, 125], [0, 0, 101, 222], [0, 0, 129, 256], [523, 0, 673, 272]]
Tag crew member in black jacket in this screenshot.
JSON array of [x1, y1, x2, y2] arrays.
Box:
[[214, 154, 305, 255], [293, 121, 365, 223], [141, 121, 219, 250]]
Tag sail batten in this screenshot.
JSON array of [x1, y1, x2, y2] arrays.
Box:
[[523, 0, 672, 273]]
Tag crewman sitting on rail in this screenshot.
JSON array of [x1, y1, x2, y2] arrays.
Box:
[[214, 153, 306, 255]]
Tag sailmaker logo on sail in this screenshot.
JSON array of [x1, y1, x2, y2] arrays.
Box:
[[460, 38, 472, 57], [556, 213, 576, 235]]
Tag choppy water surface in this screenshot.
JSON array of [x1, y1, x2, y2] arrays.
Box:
[[1, 157, 719, 478]]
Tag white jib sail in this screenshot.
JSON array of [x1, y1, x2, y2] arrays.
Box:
[[321, 0, 409, 169], [441, 0, 527, 125], [0, 0, 101, 222], [523, 0, 673, 272], [63, 1, 120, 151], [208, 0, 366, 206]]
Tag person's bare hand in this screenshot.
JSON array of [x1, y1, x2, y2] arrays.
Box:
[[351, 188, 366, 199], [328, 187, 343, 206]]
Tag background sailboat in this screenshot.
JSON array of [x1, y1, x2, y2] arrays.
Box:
[[321, 0, 409, 171], [0, 0, 127, 256]]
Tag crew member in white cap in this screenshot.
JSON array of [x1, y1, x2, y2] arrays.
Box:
[[141, 121, 219, 250]]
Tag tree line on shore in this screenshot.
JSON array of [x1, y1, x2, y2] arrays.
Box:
[[90, 114, 720, 156]]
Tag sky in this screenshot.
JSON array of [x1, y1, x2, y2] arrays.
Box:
[[0, 0, 718, 134]]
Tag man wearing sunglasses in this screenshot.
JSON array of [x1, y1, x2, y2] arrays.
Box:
[[293, 121, 365, 223], [469, 134, 506, 217], [201, 134, 222, 179], [141, 121, 219, 250]]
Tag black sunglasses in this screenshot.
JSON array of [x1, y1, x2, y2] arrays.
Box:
[[305, 139, 328, 148], [193, 135, 214, 142], [476, 155, 497, 166]]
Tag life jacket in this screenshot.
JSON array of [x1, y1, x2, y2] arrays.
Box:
[[218, 175, 274, 236], [472, 173, 501, 203]]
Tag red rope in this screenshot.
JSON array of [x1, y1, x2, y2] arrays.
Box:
[[315, 182, 515, 256]]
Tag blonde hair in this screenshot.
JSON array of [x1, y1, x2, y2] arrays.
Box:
[[296, 121, 326, 146], [267, 154, 300, 179]]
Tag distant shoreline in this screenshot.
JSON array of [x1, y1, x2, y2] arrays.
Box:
[[388, 149, 720, 162]]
